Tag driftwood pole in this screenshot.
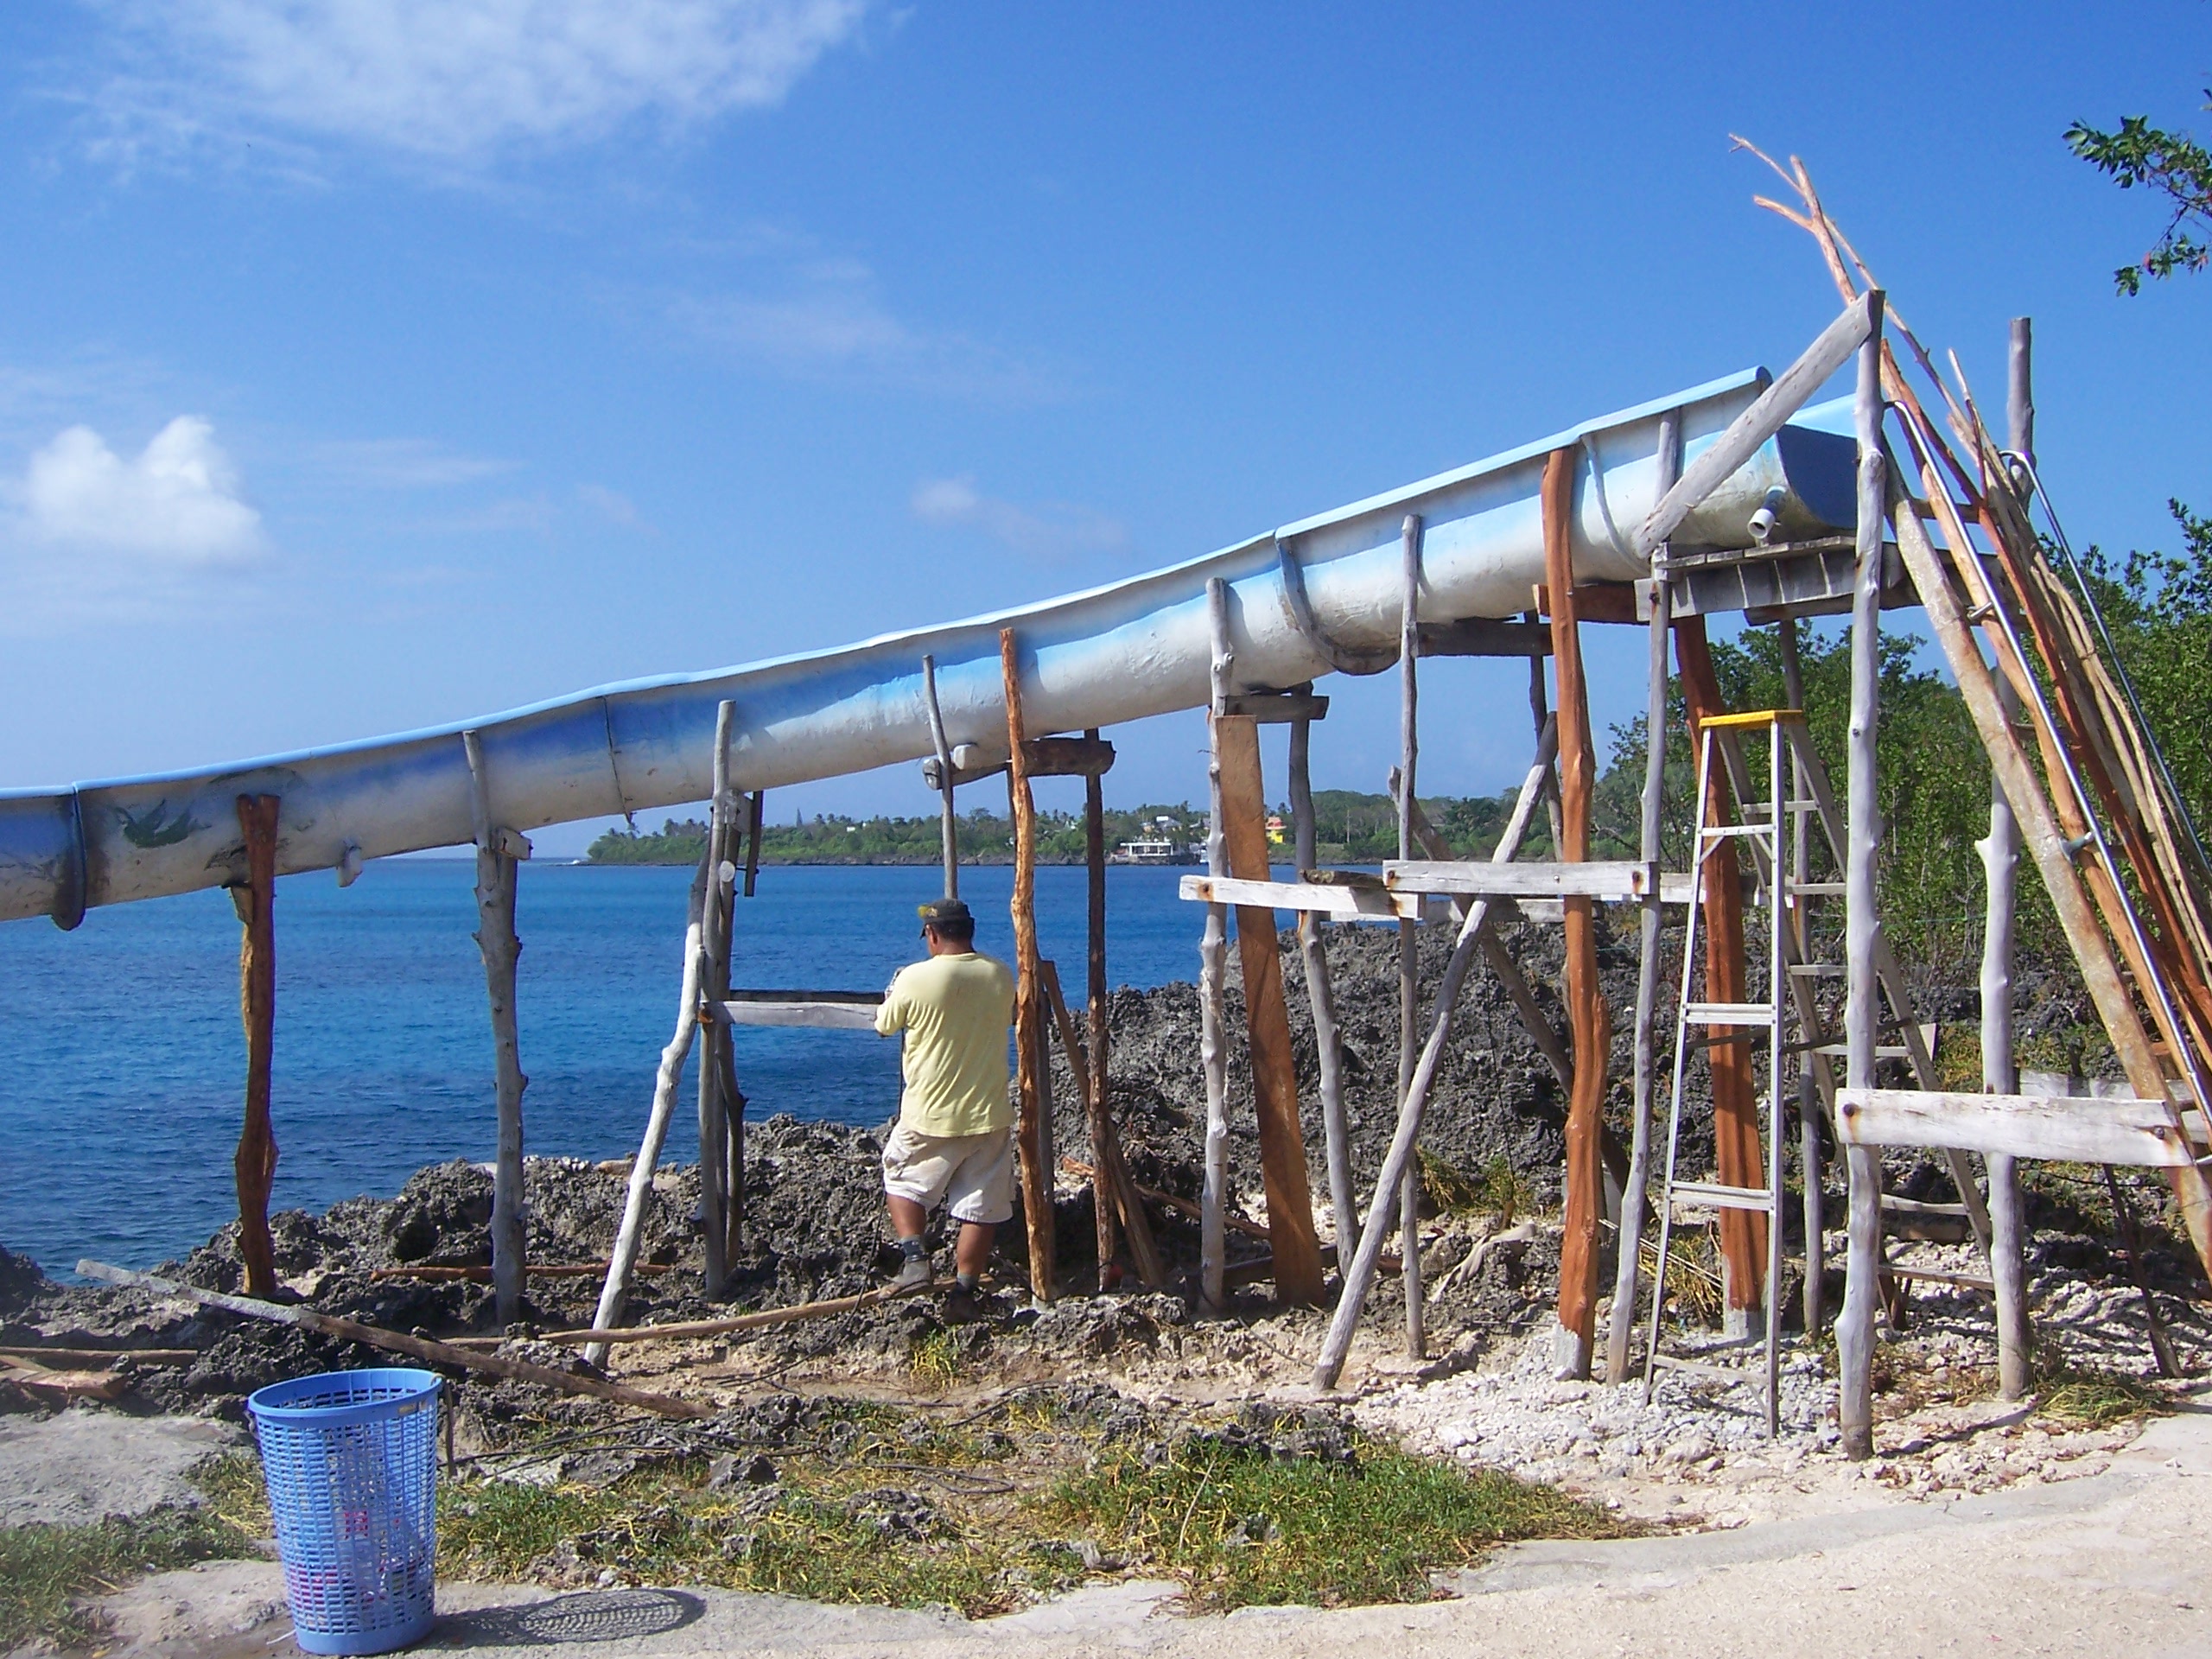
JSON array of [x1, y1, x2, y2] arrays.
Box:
[[1606, 410, 1679, 1382], [1777, 618, 1825, 1336], [1313, 719, 1559, 1390], [1289, 712, 1360, 1264], [231, 793, 281, 1300], [922, 654, 960, 901], [462, 732, 529, 1328], [587, 848, 712, 1366], [1084, 740, 1118, 1286], [696, 702, 737, 1297], [1396, 513, 1427, 1357], [1527, 612, 1565, 855], [1543, 449, 1611, 1382], [1001, 628, 1056, 1301], [1984, 317, 2034, 1399], [1198, 577, 1234, 1311], [1839, 292, 1889, 1459], [1674, 622, 1768, 1335], [743, 790, 764, 899]]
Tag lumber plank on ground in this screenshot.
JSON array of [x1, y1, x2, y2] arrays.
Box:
[[530, 1281, 931, 1345], [74, 1260, 712, 1419], [0, 1345, 198, 1366]]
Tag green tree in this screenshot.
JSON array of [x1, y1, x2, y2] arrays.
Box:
[[2067, 92, 2212, 294], [2079, 501, 2212, 835]]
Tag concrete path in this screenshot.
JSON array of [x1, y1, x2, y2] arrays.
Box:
[[90, 1407, 2212, 1658]]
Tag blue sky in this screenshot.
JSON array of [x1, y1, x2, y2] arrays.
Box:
[[1, 2, 2207, 854]]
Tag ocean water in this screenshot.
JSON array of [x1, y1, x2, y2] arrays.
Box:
[[0, 859, 1221, 1278]]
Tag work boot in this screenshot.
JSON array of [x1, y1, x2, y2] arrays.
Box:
[[893, 1241, 933, 1293]]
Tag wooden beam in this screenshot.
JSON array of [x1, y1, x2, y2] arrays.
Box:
[[921, 653, 958, 899], [1839, 301, 1888, 1461], [702, 998, 881, 1031], [463, 731, 531, 1325], [695, 704, 737, 1296], [79, 1261, 710, 1418], [1417, 618, 1552, 658], [1836, 1088, 2191, 1166], [1674, 622, 1768, 1332], [1312, 717, 1560, 1390], [1290, 713, 1360, 1266], [1986, 317, 2033, 1402], [1221, 691, 1331, 722], [1198, 579, 1234, 1312], [1398, 512, 1427, 1359], [1544, 448, 1611, 1382], [743, 789, 764, 898], [1215, 713, 1327, 1306], [1608, 407, 1680, 1385], [1383, 860, 1662, 901], [1535, 582, 1643, 626], [231, 793, 281, 1301], [1021, 734, 1116, 778], [1636, 291, 1876, 557], [587, 849, 711, 1366], [1179, 873, 1416, 919], [1001, 627, 1056, 1301]]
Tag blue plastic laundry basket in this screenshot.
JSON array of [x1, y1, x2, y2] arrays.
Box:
[[247, 1368, 442, 1656]]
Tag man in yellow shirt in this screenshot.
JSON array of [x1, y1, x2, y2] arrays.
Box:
[[875, 898, 1017, 1300]]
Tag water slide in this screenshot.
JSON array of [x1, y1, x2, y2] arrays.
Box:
[[0, 368, 1859, 929]]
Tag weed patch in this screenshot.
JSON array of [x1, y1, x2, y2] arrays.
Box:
[[2035, 1359, 2171, 1429], [0, 1506, 253, 1650], [1048, 1433, 1624, 1611]]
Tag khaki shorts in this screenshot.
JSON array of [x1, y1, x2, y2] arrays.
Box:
[[881, 1123, 1015, 1225]]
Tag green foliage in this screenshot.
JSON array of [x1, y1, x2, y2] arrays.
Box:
[[1599, 623, 2003, 977], [1049, 1433, 1623, 1611], [2067, 94, 2212, 294], [2077, 502, 2212, 842], [0, 1506, 254, 1649]]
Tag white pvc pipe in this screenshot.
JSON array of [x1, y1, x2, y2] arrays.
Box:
[[0, 368, 1858, 926]]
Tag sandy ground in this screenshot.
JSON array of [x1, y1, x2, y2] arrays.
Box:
[[67, 1398, 2212, 1658], [0, 1414, 242, 1529]]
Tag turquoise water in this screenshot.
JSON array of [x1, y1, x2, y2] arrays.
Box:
[[0, 859, 1213, 1277]]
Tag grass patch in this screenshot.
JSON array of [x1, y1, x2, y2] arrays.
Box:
[[0, 1506, 254, 1650], [2035, 1359, 2171, 1429], [909, 1327, 961, 1386], [1421, 1151, 1535, 1224], [1046, 1433, 1624, 1611]]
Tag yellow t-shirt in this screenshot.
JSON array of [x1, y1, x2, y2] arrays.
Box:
[[875, 951, 1016, 1137]]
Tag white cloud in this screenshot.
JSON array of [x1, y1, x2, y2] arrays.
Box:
[[911, 475, 1126, 563], [310, 436, 516, 488], [6, 416, 265, 563], [671, 257, 1054, 400], [576, 481, 647, 527], [90, 0, 868, 162]]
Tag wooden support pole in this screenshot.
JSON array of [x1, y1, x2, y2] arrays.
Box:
[[1001, 628, 1056, 1301], [1041, 959, 1163, 1288], [1607, 413, 1680, 1382], [1839, 294, 1889, 1460], [1543, 449, 1611, 1381], [1674, 622, 1769, 1332], [1778, 618, 1827, 1338], [1290, 712, 1360, 1266], [462, 733, 530, 1329], [1313, 720, 1559, 1390], [743, 790, 764, 899], [79, 1262, 709, 1420], [1527, 612, 1565, 855], [1986, 317, 2033, 1401], [1084, 752, 1118, 1287], [230, 793, 281, 1301], [587, 848, 712, 1366], [1397, 513, 1427, 1356], [922, 654, 959, 901], [696, 703, 737, 1297], [1216, 714, 1327, 1306], [1198, 578, 1235, 1312]]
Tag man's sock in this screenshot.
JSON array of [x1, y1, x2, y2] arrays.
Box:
[[955, 1271, 980, 1293], [900, 1236, 927, 1263]]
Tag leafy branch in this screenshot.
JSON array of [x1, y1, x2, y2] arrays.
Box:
[[2066, 92, 2212, 295]]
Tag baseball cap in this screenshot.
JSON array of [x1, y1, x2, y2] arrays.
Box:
[[917, 898, 974, 926]]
